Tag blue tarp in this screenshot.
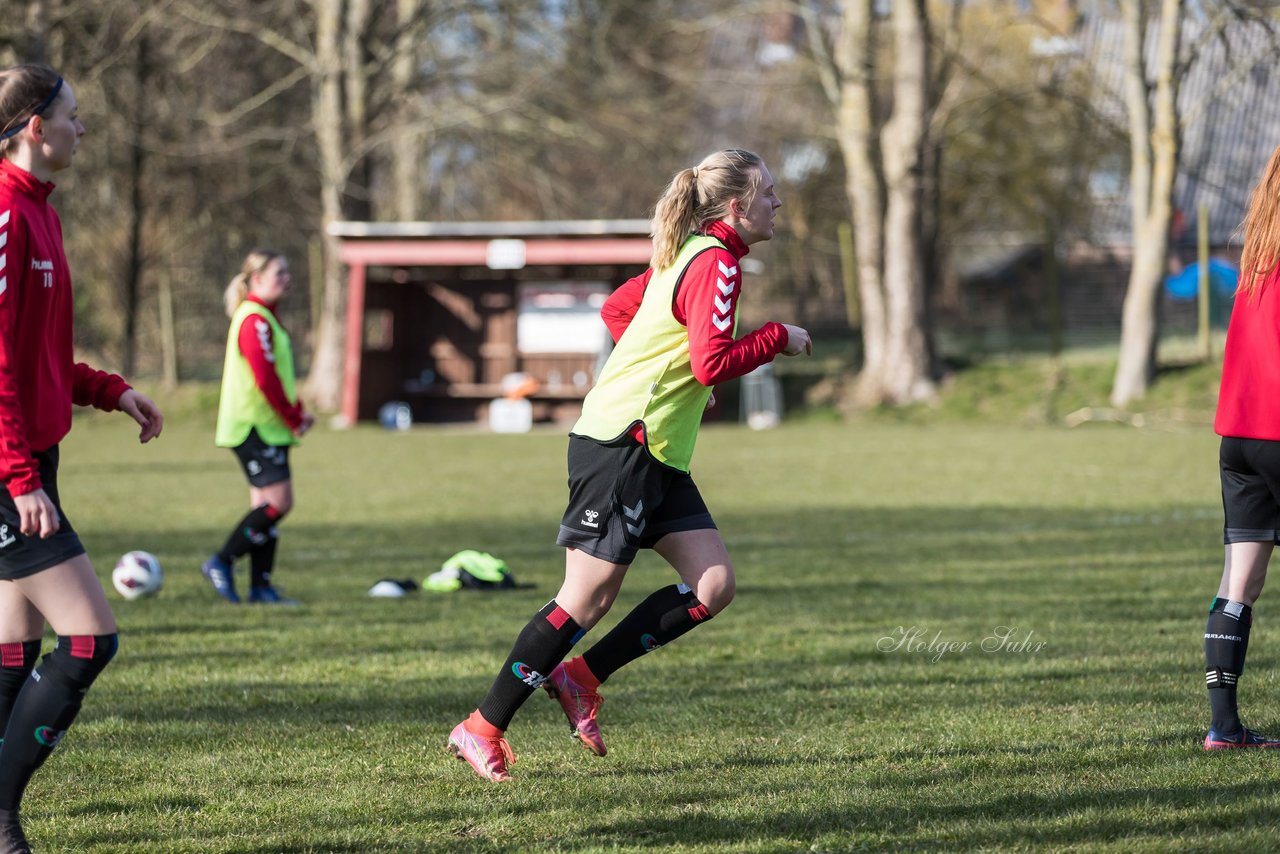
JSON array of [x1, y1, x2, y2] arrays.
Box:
[[1164, 259, 1239, 299]]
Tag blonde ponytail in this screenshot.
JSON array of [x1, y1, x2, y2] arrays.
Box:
[[224, 248, 283, 318], [649, 149, 765, 270], [223, 273, 249, 318]]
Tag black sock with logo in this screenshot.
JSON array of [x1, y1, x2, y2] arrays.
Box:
[[0, 634, 117, 811], [1205, 597, 1252, 737], [477, 600, 583, 731], [582, 584, 712, 683], [217, 504, 280, 564]]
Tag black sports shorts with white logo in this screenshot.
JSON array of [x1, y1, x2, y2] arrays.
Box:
[[556, 431, 716, 565], [0, 445, 87, 581], [1220, 436, 1280, 543], [232, 428, 292, 487]]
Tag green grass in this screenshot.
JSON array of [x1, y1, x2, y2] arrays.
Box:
[[15, 414, 1276, 851], [811, 349, 1226, 429]]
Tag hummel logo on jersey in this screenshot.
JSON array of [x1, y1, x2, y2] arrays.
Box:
[[0, 210, 9, 298], [0, 525, 16, 549], [254, 318, 276, 363], [247, 460, 262, 476], [580, 509, 599, 528], [30, 258, 54, 288], [713, 261, 737, 332]]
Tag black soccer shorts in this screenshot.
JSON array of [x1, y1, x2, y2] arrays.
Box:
[[556, 431, 716, 565], [0, 445, 87, 581], [232, 428, 292, 487], [1220, 436, 1280, 544]]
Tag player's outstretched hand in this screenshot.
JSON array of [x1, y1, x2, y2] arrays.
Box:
[[781, 323, 813, 357], [118, 389, 164, 443], [294, 411, 316, 437], [15, 488, 59, 538]]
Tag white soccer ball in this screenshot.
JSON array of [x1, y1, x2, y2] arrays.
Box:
[[112, 551, 163, 600]]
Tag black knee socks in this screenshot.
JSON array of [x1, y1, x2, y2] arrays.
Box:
[[250, 526, 279, 589], [0, 641, 41, 742], [477, 601, 584, 731], [1205, 598, 1252, 736], [0, 634, 118, 810], [217, 504, 282, 565], [582, 584, 712, 684]]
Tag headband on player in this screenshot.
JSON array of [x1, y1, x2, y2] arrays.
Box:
[[0, 77, 65, 142]]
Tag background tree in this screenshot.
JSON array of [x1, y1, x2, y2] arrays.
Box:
[[1110, 0, 1183, 407], [0, 0, 1203, 417], [804, 0, 936, 406], [1108, 0, 1280, 406], [939, 0, 1112, 360]]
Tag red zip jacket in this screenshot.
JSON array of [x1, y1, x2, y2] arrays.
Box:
[[600, 220, 788, 383], [235, 294, 304, 431], [1216, 271, 1280, 440], [0, 159, 129, 495]]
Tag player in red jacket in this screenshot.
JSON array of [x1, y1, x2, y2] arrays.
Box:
[[1205, 142, 1280, 750], [0, 65, 164, 852], [447, 149, 811, 782]]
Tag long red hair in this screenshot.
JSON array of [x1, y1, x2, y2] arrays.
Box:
[[1238, 143, 1280, 296]]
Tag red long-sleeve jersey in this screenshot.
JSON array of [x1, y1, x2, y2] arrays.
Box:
[[1216, 272, 1280, 439], [600, 220, 788, 384], [235, 295, 304, 430], [0, 160, 129, 496]]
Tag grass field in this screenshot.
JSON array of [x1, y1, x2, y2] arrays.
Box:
[[14, 413, 1277, 852]]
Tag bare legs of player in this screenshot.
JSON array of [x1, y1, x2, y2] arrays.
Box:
[[1218, 541, 1272, 607], [0, 555, 117, 643], [554, 528, 736, 629]]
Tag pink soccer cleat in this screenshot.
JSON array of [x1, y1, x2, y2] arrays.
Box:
[[447, 720, 515, 782], [1204, 727, 1280, 750], [544, 657, 607, 756]]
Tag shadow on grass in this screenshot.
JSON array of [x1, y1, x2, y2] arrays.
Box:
[[81, 498, 1218, 704], [50, 499, 1232, 850], [557, 776, 1271, 850]]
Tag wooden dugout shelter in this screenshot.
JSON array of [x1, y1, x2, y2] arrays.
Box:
[[331, 220, 653, 426]]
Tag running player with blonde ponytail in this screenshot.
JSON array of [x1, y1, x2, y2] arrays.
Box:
[[447, 149, 811, 782]]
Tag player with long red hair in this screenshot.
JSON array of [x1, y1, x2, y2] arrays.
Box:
[[1205, 141, 1280, 749]]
